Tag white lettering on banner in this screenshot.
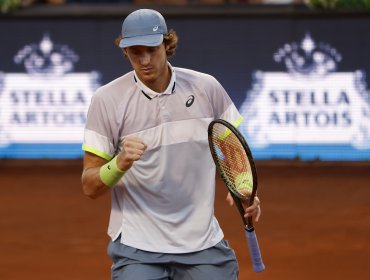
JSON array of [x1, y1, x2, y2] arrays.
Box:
[[0, 34, 100, 147], [239, 34, 370, 151]]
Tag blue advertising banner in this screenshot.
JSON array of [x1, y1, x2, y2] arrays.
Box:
[[0, 15, 369, 160]]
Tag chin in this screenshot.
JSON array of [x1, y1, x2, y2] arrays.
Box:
[[140, 73, 157, 83]]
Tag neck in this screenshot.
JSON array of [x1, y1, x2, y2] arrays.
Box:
[[148, 64, 171, 93]]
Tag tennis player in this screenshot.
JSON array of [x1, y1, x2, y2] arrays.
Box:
[[81, 9, 261, 279]]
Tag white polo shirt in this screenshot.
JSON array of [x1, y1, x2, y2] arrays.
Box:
[[83, 64, 243, 253]]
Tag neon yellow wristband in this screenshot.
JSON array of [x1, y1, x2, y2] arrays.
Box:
[[99, 156, 125, 188]]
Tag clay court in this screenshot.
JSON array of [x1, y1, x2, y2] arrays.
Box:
[[0, 160, 369, 280]]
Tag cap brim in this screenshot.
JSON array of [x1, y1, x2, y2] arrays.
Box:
[[119, 34, 164, 48]]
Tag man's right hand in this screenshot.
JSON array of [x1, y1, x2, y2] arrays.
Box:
[[116, 136, 147, 171]]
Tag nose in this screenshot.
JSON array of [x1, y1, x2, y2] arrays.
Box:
[[139, 52, 151, 65]]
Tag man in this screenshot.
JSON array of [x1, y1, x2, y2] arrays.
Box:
[[81, 9, 261, 279]]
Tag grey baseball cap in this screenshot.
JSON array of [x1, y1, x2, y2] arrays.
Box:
[[119, 9, 168, 48]]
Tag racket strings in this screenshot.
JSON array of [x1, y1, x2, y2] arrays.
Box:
[[211, 123, 253, 198]]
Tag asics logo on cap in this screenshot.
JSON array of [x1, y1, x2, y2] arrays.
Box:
[[153, 25, 159, 32]]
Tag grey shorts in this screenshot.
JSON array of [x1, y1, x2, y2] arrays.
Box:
[[107, 237, 239, 280]]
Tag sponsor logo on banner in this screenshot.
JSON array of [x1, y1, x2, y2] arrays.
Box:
[[0, 34, 100, 157], [239, 34, 370, 160]]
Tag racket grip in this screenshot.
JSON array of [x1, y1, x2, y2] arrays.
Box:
[[244, 228, 265, 272]]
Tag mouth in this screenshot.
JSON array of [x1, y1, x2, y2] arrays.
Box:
[[141, 67, 153, 74]]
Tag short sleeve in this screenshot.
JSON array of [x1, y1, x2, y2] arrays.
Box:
[[205, 75, 243, 128], [82, 90, 116, 160]]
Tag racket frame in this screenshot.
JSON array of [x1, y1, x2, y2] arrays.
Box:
[[208, 119, 265, 272], [208, 119, 258, 230]]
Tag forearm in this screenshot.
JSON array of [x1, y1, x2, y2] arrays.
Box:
[[81, 166, 110, 199], [80, 137, 147, 199]]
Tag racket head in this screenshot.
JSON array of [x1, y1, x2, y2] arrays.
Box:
[[208, 119, 258, 203]]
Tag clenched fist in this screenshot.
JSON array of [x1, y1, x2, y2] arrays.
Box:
[[116, 136, 147, 171]]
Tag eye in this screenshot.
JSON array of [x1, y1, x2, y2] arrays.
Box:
[[149, 46, 159, 53], [127, 47, 141, 56]]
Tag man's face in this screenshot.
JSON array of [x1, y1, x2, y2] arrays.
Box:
[[125, 44, 168, 87]]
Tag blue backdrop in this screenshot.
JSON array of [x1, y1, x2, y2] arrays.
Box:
[[0, 15, 369, 160]]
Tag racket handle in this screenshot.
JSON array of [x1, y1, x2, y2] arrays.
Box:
[[244, 228, 265, 272]]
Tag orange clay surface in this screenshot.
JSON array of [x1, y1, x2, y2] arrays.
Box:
[[0, 160, 369, 280]]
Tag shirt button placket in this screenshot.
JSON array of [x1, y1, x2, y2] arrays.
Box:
[[158, 95, 170, 122]]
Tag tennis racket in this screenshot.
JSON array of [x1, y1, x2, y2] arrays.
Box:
[[208, 119, 265, 273]]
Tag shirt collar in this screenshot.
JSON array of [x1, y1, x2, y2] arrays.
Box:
[[133, 63, 176, 100]]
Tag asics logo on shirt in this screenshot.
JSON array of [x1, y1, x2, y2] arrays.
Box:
[[186, 95, 195, 107]]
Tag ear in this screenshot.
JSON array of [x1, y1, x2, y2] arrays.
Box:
[[123, 48, 128, 57]]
